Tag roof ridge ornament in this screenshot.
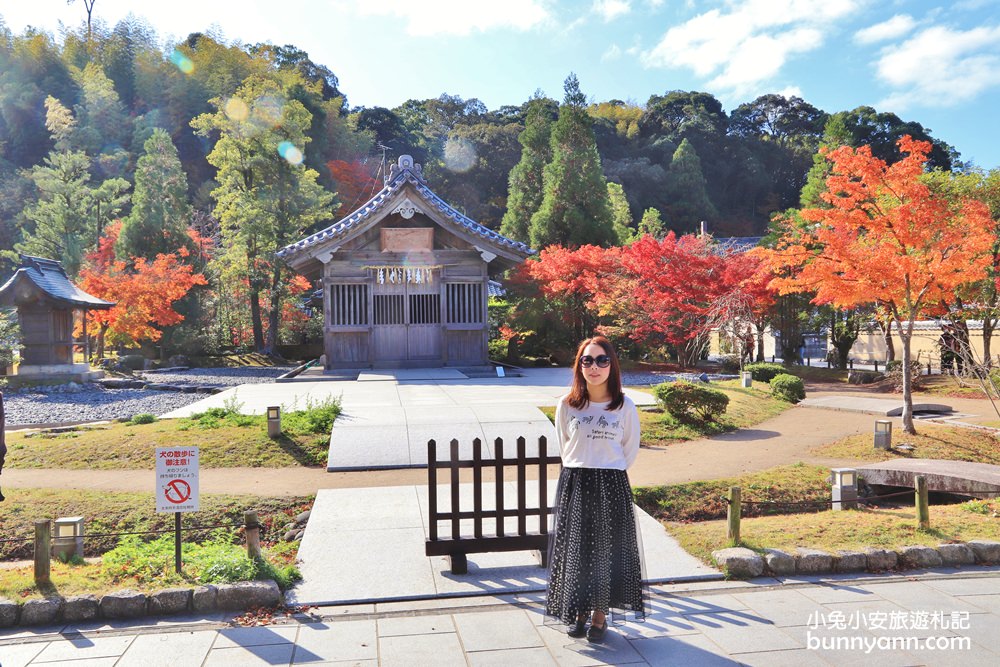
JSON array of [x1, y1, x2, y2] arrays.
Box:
[[388, 154, 425, 183], [392, 196, 424, 219]]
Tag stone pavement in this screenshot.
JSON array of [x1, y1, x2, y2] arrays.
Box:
[[3, 570, 999, 666]]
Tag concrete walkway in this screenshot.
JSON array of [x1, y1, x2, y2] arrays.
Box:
[[3, 570, 999, 665]]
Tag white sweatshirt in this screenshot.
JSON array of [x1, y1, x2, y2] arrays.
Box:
[[555, 394, 641, 470]]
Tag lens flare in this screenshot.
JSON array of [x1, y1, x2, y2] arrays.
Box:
[[169, 49, 194, 74], [224, 98, 249, 122], [443, 137, 476, 173], [252, 95, 283, 130], [278, 141, 303, 165]]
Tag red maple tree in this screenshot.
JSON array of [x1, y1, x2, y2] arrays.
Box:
[[327, 159, 379, 218]]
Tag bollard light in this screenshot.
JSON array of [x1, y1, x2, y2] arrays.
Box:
[[267, 406, 281, 439], [874, 419, 892, 450], [52, 516, 84, 560], [740, 371, 752, 388], [831, 468, 858, 511]]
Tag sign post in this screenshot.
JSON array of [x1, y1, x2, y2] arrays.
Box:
[[155, 447, 200, 573]]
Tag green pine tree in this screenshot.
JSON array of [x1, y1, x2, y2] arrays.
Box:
[[637, 207, 665, 239], [664, 138, 717, 232], [528, 74, 615, 248], [500, 98, 553, 243], [117, 128, 193, 260], [607, 181, 634, 244]]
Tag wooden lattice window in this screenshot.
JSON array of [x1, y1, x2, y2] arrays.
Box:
[[374, 294, 405, 325], [446, 283, 484, 324], [329, 284, 368, 326], [409, 294, 441, 324]]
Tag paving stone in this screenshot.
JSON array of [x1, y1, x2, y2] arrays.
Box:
[[0, 597, 18, 627], [291, 620, 378, 663], [204, 643, 294, 666], [763, 548, 795, 575], [467, 646, 556, 666], [378, 632, 466, 667], [453, 609, 543, 652], [20, 597, 63, 625], [377, 613, 455, 636], [63, 594, 100, 621], [213, 625, 297, 648], [712, 547, 764, 578], [898, 545, 943, 569], [834, 550, 867, 573], [147, 587, 191, 615], [116, 631, 218, 667], [215, 580, 280, 610], [864, 548, 898, 571], [967, 540, 1000, 563], [32, 635, 136, 663], [100, 590, 147, 619], [795, 548, 833, 574], [192, 584, 217, 612], [937, 543, 976, 566]]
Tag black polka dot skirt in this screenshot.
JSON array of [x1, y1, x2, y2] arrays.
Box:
[[545, 467, 648, 626]]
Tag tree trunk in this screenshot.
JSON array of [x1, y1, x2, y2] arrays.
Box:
[[879, 317, 895, 362], [984, 318, 995, 368], [264, 265, 283, 355], [899, 321, 916, 434], [249, 287, 265, 352], [96, 323, 108, 359]]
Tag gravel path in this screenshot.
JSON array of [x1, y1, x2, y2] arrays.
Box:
[[2, 366, 291, 426]]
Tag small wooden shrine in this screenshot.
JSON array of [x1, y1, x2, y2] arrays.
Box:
[[278, 155, 533, 368], [0, 255, 114, 382]]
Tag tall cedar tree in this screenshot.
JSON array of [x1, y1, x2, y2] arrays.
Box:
[[500, 98, 553, 243], [192, 73, 334, 353], [664, 138, 717, 232], [117, 128, 193, 260], [637, 207, 665, 239], [528, 74, 615, 248], [607, 181, 634, 244], [761, 137, 994, 433]]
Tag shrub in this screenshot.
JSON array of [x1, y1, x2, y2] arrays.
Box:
[[770, 373, 805, 403], [282, 395, 342, 435], [129, 413, 157, 425], [653, 381, 730, 421], [717, 355, 741, 374], [744, 362, 786, 383]]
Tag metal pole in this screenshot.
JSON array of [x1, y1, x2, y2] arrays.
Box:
[[175, 512, 182, 573]]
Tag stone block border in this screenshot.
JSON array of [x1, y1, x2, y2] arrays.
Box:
[[712, 539, 1000, 579], [0, 580, 280, 628]]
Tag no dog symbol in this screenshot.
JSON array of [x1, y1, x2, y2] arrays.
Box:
[[163, 479, 192, 504]]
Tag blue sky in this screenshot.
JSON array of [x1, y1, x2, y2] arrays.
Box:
[[4, 0, 1000, 168]]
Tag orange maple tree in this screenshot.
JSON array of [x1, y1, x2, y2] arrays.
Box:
[[78, 222, 208, 354], [326, 159, 379, 218], [759, 136, 994, 432]]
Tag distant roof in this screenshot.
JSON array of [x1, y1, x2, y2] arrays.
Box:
[[0, 256, 115, 309], [278, 155, 533, 261], [488, 280, 505, 298], [713, 236, 764, 253]]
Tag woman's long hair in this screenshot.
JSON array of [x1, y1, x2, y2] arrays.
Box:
[[567, 335, 624, 411]]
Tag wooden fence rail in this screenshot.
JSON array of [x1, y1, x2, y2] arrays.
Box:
[[425, 436, 561, 574]]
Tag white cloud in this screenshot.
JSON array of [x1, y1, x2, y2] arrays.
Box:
[[642, 0, 859, 95], [854, 14, 917, 44], [776, 85, 804, 99], [344, 0, 552, 36], [594, 0, 631, 22], [602, 43, 624, 61], [874, 24, 1000, 109]]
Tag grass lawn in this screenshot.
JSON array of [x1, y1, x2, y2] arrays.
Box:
[[4, 400, 340, 469], [633, 463, 831, 522], [538, 381, 794, 446], [669, 500, 1000, 564], [811, 422, 1000, 465], [0, 488, 312, 561]]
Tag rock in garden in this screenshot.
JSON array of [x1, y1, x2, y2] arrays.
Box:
[[865, 548, 898, 571], [795, 548, 833, 573], [100, 590, 147, 618], [937, 543, 976, 566], [20, 598, 63, 625], [0, 598, 18, 627], [898, 545, 943, 569], [763, 548, 795, 575], [295, 510, 311, 524], [712, 548, 764, 578], [192, 585, 218, 613], [967, 540, 1000, 563], [834, 550, 867, 573], [215, 580, 281, 610], [148, 588, 191, 615], [63, 594, 99, 621]]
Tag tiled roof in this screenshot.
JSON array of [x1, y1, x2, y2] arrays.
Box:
[[488, 280, 505, 298], [278, 158, 533, 260], [713, 236, 764, 253], [0, 256, 115, 309]]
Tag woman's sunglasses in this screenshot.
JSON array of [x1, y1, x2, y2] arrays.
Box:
[[579, 354, 611, 368]]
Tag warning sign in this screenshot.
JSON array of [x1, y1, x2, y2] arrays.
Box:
[[155, 447, 200, 513]]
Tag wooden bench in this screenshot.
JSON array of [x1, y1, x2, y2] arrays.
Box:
[[425, 436, 561, 574]]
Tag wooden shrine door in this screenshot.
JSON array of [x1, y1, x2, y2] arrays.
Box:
[[371, 268, 442, 364]]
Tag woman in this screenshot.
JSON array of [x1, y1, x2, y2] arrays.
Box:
[[545, 336, 646, 643]]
